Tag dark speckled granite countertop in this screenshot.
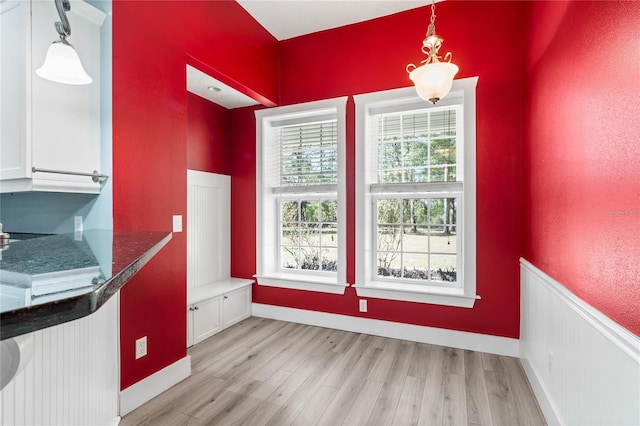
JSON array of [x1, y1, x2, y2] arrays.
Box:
[[0, 230, 172, 340]]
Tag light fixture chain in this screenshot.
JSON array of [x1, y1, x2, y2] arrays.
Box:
[[54, 0, 72, 39], [426, 1, 437, 37]]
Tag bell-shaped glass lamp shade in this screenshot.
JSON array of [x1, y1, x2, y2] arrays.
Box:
[[36, 41, 92, 85], [409, 61, 459, 104]]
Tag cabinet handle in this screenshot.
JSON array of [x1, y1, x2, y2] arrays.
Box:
[[224, 295, 229, 299], [189, 307, 193, 311], [32, 167, 109, 183], [194, 306, 199, 310]]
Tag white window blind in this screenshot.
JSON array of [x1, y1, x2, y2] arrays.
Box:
[[374, 106, 461, 186], [278, 120, 338, 189]]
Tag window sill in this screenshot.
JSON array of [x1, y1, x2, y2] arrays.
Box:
[[255, 273, 348, 295], [353, 281, 479, 308]]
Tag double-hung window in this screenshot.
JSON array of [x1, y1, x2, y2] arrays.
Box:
[[256, 97, 347, 294], [354, 78, 478, 307]]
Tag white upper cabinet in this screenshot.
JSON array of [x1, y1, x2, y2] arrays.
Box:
[[0, 0, 105, 193]]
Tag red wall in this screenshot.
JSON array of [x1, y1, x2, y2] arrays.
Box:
[[113, 1, 277, 389], [523, 1, 640, 336], [188, 93, 231, 174], [113, 0, 639, 393], [232, 1, 526, 338]]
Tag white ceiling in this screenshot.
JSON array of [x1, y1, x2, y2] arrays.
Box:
[[188, 0, 433, 108], [186, 65, 260, 109], [237, 0, 432, 41]]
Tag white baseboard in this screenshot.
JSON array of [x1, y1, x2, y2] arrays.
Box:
[[520, 356, 561, 426], [119, 355, 191, 416], [520, 258, 640, 426], [252, 303, 519, 357]]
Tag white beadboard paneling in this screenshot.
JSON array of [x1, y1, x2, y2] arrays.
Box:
[[0, 295, 119, 426], [520, 258, 640, 426], [187, 170, 231, 289]]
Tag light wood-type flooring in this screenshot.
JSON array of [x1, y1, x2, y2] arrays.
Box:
[[121, 317, 546, 425]]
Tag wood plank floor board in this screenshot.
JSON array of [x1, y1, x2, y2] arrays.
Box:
[[500, 356, 546, 425], [189, 390, 263, 426], [370, 335, 389, 349], [444, 346, 465, 375], [121, 318, 546, 426], [166, 412, 195, 426], [187, 317, 257, 363], [367, 337, 402, 383], [246, 369, 291, 401], [465, 350, 493, 426], [237, 400, 282, 426], [332, 329, 361, 353], [481, 352, 501, 372], [291, 384, 337, 425], [483, 354, 522, 426], [265, 352, 342, 425], [250, 324, 324, 381], [225, 375, 263, 398], [263, 353, 326, 408], [418, 344, 447, 425], [190, 317, 286, 372], [317, 344, 383, 425], [407, 342, 432, 380], [322, 333, 374, 389], [366, 342, 416, 425], [215, 345, 280, 382], [341, 379, 384, 426], [443, 373, 468, 426], [213, 327, 299, 383], [197, 344, 254, 377], [181, 376, 238, 419], [282, 327, 348, 373], [391, 375, 425, 426]]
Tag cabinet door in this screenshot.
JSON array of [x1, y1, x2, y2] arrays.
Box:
[[222, 287, 251, 329], [192, 296, 222, 345], [0, 0, 30, 180], [30, 0, 101, 187]]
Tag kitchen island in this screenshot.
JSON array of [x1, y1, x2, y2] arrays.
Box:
[[0, 230, 172, 340]]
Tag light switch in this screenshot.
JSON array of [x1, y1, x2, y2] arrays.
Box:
[[172, 215, 182, 233]]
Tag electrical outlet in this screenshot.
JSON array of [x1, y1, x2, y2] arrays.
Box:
[[172, 215, 182, 233], [135, 336, 148, 359], [74, 216, 83, 241], [359, 299, 368, 312]]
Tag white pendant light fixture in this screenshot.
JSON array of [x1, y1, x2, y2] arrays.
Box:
[[36, 0, 92, 85], [406, 0, 458, 104]]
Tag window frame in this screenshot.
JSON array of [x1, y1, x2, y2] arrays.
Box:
[[256, 97, 348, 294], [354, 78, 479, 307]]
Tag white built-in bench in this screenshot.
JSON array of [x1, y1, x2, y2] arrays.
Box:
[[186, 278, 253, 347]]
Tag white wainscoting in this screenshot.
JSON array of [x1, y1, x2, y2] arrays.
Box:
[[253, 303, 519, 357], [520, 258, 640, 425], [0, 296, 119, 426], [187, 170, 230, 290]]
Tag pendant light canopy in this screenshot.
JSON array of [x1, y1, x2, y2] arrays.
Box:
[[406, 1, 458, 104], [36, 0, 92, 85]]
